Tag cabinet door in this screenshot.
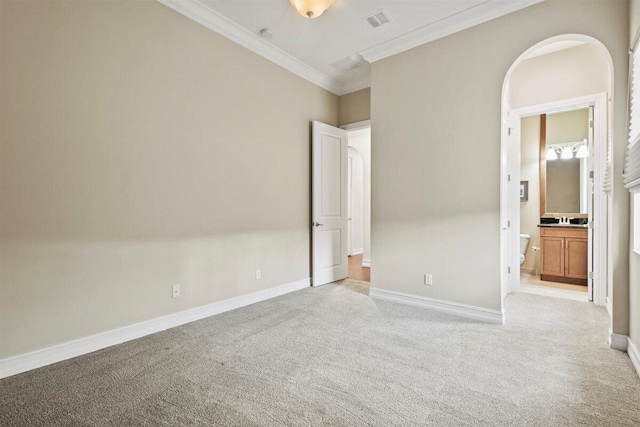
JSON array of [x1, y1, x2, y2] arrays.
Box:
[[565, 238, 588, 279], [541, 236, 564, 277]]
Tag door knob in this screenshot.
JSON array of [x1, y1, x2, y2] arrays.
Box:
[[313, 222, 324, 227]]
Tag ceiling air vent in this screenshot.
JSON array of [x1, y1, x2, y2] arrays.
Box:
[[365, 10, 392, 29], [329, 56, 364, 74]]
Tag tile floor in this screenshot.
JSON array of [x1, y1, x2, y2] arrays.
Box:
[[520, 273, 589, 302]]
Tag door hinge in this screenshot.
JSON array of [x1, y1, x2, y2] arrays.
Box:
[[589, 171, 594, 179], [508, 267, 511, 274], [508, 220, 511, 228], [508, 174, 511, 182], [588, 221, 594, 229], [508, 127, 513, 136], [588, 272, 594, 280], [589, 120, 594, 129]]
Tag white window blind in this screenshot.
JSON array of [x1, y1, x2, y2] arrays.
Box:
[[625, 46, 640, 190]]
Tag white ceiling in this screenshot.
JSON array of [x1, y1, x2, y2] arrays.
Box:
[[160, 0, 544, 95]]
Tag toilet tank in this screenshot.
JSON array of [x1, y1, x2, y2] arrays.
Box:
[[520, 234, 531, 254]]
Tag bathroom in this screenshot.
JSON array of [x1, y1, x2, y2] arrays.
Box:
[[519, 107, 591, 301]]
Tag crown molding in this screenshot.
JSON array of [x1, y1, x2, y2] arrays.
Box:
[[157, 0, 341, 94], [359, 0, 545, 63], [157, 0, 542, 96], [335, 74, 371, 96]]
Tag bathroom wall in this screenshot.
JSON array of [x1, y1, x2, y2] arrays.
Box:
[[519, 109, 587, 274], [520, 115, 541, 274]]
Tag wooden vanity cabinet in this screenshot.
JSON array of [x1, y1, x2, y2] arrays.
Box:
[[540, 227, 588, 285]]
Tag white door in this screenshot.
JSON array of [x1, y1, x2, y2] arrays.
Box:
[[347, 156, 353, 256], [587, 105, 595, 302], [312, 121, 348, 286]]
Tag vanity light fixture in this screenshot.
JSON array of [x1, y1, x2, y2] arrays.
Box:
[[546, 139, 589, 160], [560, 145, 573, 159], [575, 143, 589, 158], [290, 0, 335, 19]]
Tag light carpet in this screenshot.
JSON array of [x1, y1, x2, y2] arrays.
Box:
[[1, 283, 640, 426]]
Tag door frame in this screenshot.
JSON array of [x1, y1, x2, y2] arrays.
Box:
[[347, 154, 353, 256], [501, 102, 514, 301], [347, 146, 365, 257], [507, 93, 608, 306], [341, 119, 372, 269], [341, 120, 371, 132]]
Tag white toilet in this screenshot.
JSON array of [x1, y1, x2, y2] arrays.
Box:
[[520, 234, 530, 265]]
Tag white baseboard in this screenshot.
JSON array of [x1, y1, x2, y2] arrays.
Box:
[[0, 278, 310, 379], [369, 287, 504, 324], [608, 329, 629, 351], [628, 338, 640, 378], [362, 259, 371, 268], [350, 249, 363, 256]]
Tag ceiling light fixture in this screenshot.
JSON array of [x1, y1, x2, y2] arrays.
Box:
[[290, 0, 335, 19]]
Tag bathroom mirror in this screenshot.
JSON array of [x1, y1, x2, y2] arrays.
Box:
[[539, 108, 590, 218]]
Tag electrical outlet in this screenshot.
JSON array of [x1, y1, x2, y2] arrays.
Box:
[[256, 269, 262, 280], [424, 274, 433, 286], [172, 284, 181, 298]]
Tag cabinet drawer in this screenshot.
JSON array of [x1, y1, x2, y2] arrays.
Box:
[[540, 227, 588, 239]]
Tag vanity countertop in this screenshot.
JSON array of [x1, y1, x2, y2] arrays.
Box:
[[538, 223, 588, 228]]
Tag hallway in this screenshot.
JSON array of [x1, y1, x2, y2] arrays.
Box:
[[348, 254, 370, 282]]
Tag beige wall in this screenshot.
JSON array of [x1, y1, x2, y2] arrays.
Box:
[[339, 88, 371, 126], [0, 0, 338, 358], [508, 43, 610, 110], [629, 0, 640, 347], [632, 0, 640, 47], [520, 116, 541, 273], [371, 0, 629, 315]]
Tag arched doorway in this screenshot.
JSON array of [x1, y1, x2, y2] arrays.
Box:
[[500, 35, 614, 307]]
